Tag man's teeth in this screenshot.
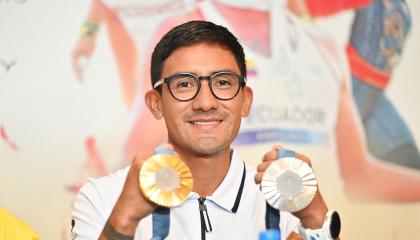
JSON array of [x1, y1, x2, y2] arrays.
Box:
[[193, 121, 219, 125]]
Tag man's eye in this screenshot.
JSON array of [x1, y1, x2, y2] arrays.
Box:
[[216, 79, 231, 86], [214, 78, 234, 89], [176, 81, 194, 89]]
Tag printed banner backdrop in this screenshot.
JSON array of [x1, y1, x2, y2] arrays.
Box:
[[1, 0, 420, 239]]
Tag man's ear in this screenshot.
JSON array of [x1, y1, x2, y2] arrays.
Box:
[[145, 90, 163, 119], [241, 86, 253, 117]]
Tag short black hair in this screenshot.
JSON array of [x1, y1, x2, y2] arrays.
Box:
[[150, 20, 246, 87]]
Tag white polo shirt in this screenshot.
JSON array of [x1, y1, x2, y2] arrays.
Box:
[[71, 150, 300, 240]]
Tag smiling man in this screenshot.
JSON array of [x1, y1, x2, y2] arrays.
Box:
[[71, 20, 339, 240]]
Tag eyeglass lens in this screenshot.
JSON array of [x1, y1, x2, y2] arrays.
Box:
[[168, 72, 241, 101]]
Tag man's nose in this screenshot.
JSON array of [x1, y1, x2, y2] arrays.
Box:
[[191, 81, 219, 111]]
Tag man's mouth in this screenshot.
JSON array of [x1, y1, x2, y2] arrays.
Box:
[[188, 118, 223, 128], [190, 120, 221, 125]]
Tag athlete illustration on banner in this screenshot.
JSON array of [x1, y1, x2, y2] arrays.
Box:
[[70, 0, 420, 201], [289, 0, 420, 201], [299, 0, 420, 168]]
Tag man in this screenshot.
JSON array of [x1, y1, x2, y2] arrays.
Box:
[[72, 20, 338, 240]]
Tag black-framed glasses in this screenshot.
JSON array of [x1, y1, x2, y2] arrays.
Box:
[[153, 71, 246, 101]]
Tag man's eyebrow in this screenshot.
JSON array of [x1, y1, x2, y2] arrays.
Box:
[[168, 69, 239, 77], [162, 71, 195, 78], [170, 71, 197, 75], [209, 69, 240, 75], [213, 69, 237, 73]]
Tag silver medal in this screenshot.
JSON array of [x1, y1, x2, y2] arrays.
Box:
[[261, 156, 317, 212]]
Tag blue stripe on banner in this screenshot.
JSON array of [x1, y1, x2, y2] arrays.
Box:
[[233, 128, 328, 145]]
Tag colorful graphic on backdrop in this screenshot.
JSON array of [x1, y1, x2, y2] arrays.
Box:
[[70, 0, 420, 203]]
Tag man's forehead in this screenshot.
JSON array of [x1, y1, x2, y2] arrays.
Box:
[[167, 42, 231, 56], [161, 43, 240, 76]]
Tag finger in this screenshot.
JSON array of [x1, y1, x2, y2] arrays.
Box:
[[262, 144, 288, 162], [296, 152, 312, 168], [271, 144, 284, 151], [256, 161, 272, 173], [275, 147, 313, 168], [287, 231, 304, 240], [254, 172, 264, 184], [133, 152, 155, 170], [262, 149, 278, 162]]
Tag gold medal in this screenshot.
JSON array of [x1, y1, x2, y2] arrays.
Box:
[[139, 154, 193, 207], [261, 156, 317, 212]]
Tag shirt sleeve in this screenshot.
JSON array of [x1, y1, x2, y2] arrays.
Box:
[[280, 211, 301, 239], [71, 180, 109, 240], [70, 168, 128, 240]]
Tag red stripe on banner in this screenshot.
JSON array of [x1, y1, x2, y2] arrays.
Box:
[[0, 125, 18, 151], [346, 44, 390, 89], [306, 0, 372, 17]]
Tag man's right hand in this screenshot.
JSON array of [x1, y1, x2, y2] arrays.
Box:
[[99, 152, 156, 239]]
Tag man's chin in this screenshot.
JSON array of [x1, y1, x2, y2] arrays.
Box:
[[190, 141, 228, 157]]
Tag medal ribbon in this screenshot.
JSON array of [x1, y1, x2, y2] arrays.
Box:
[[151, 146, 174, 240], [265, 149, 296, 230]]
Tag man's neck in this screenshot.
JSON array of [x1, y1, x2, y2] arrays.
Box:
[[175, 146, 232, 197]]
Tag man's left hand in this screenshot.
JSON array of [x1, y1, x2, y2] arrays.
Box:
[[254, 145, 328, 229]]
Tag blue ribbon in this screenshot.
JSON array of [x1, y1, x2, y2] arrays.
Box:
[[265, 149, 296, 232], [150, 146, 172, 240], [277, 149, 297, 158]]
